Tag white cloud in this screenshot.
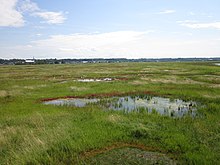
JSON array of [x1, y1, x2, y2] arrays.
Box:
[[187, 12, 213, 18], [0, 0, 66, 27], [2, 30, 220, 59], [0, 0, 24, 27], [31, 31, 149, 58], [158, 10, 176, 14], [180, 21, 220, 30], [188, 12, 195, 16], [34, 11, 66, 24], [18, 0, 39, 13], [36, 33, 42, 36], [20, 0, 67, 24], [26, 44, 33, 48]]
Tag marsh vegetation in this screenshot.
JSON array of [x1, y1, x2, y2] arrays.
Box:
[[0, 62, 220, 164]]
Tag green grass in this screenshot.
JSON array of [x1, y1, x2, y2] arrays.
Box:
[[0, 62, 220, 164]]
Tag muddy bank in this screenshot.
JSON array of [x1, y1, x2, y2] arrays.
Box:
[[40, 91, 157, 102]]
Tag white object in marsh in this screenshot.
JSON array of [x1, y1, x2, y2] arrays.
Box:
[[77, 78, 112, 82]]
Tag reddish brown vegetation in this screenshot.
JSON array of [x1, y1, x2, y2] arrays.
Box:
[[80, 142, 167, 159], [40, 91, 157, 102]]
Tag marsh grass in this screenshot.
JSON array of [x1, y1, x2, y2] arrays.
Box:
[[0, 62, 220, 164]]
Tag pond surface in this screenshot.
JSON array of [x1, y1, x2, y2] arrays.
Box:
[[102, 96, 196, 117], [44, 98, 99, 107], [43, 95, 197, 117]]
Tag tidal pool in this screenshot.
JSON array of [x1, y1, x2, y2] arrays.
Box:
[[44, 98, 99, 107], [102, 96, 196, 117], [43, 95, 197, 117]]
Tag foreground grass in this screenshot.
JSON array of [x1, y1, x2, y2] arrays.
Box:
[[0, 62, 220, 164]]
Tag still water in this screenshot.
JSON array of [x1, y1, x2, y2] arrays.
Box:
[[43, 95, 197, 117]]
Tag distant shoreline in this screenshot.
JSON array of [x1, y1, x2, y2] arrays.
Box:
[[0, 57, 220, 65]]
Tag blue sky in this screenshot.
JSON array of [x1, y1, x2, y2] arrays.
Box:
[[0, 0, 220, 59]]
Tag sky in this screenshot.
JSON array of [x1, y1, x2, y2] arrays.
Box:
[[0, 0, 220, 59]]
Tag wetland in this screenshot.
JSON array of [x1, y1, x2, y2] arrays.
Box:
[[44, 95, 197, 117], [0, 62, 219, 164]]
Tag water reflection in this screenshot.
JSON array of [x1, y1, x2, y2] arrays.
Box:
[[102, 96, 196, 117], [43, 95, 197, 117], [44, 98, 99, 107]]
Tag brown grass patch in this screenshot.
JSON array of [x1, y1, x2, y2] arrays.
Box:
[[41, 91, 157, 102], [107, 114, 123, 123], [70, 86, 89, 91], [0, 90, 8, 97], [80, 142, 170, 160]]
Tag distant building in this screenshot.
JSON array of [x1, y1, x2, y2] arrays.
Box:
[[82, 61, 88, 64], [25, 59, 35, 64]]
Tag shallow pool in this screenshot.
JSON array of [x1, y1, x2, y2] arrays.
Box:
[[44, 98, 99, 107], [43, 95, 197, 117], [102, 96, 196, 117]]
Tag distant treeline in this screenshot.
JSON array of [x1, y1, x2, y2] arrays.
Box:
[[0, 58, 220, 65]]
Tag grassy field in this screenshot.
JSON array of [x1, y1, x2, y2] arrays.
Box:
[[0, 62, 220, 164]]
